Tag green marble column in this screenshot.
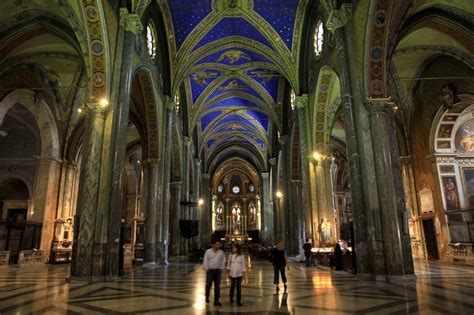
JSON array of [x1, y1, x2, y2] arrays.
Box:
[[71, 105, 107, 278], [179, 137, 192, 254], [261, 172, 273, 244], [105, 10, 142, 275], [169, 182, 182, 256], [201, 173, 211, 247], [367, 99, 414, 275], [144, 158, 160, 263], [296, 96, 314, 242], [160, 99, 174, 265]]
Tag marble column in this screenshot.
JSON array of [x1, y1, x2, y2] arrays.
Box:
[[179, 137, 192, 254], [71, 105, 107, 278], [159, 99, 174, 265], [169, 182, 182, 256], [105, 11, 142, 275], [367, 99, 414, 275], [225, 197, 231, 234], [261, 172, 273, 244], [291, 180, 305, 257], [326, 11, 373, 274], [57, 161, 77, 220], [201, 173, 211, 247], [143, 158, 160, 263], [33, 156, 61, 258], [296, 96, 314, 241]]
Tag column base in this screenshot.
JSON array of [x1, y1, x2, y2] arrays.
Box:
[[66, 274, 121, 283], [145, 243, 157, 263], [357, 273, 417, 282]]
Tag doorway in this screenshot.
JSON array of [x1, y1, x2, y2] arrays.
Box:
[[422, 219, 439, 260], [6, 209, 27, 264]]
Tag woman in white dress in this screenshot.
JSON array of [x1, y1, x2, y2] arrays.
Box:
[[227, 243, 246, 306]]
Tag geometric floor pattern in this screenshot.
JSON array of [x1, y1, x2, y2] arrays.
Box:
[[1, 257, 473, 314]]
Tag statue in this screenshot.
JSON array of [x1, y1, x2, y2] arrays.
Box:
[[439, 84, 458, 111]]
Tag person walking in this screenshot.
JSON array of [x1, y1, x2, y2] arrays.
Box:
[[203, 240, 226, 306], [271, 241, 289, 294], [227, 243, 246, 306]]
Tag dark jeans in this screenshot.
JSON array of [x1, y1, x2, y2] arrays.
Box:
[[229, 276, 242, 302], [273, 265, 287, 285], [205, 269, 221, 302]]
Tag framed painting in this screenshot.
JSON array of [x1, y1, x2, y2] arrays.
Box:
[[462, 168, 474, 209], [441, 176, 460, 211]]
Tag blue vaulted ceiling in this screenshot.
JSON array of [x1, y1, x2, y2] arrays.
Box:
[[165, 0, 305, 165]]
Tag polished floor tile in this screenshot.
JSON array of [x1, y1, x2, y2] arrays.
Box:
[[0, 258, 473, 314]]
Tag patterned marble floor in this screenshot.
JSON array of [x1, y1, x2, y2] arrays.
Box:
[[0, 257, 473, 314]]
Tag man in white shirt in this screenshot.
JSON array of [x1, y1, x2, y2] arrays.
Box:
[[203, 241, 226, 306]]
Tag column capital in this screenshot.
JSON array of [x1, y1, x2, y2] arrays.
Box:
[[82, 102, 110, 119], [120, 8, 143, 36], [261, 172, 269, 179], [399, 155, 413, 165], [170, 181, 182, 186], [279, 135, 288, 145], [296, 95, 308, 109], [184, 136, 193, 146], [225, 197, 231, 202], [195, 158, 201, 166], [366, 97, 396, 115], [202, 173, 210, 179], [164, 96, 176, 111], [326, 4, 352, 33], [269, 157, 277, 165]]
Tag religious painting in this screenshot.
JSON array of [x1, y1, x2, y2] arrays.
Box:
[[219, 79, 248, 91], [216, 202, 224, 225], [437, 141, 451, 149], [191, 70, 219, 87], [217, 50, 251, 64], [439, 165, 455, 174], [455, 118, 474, 152], [441, 176, 460, 211], [437, 124, 454, 138], [462, 168, 474, 209]]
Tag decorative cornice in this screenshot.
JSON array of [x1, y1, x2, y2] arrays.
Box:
[[326, 4, 352, 33]]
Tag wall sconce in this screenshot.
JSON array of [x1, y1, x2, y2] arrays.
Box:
[[198, 199, 204, 206], [275, 191, 283, 199], [99, 98, 109, 108], [313, 151, 321, 161]]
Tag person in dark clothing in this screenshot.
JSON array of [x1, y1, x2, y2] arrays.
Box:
[[303, 239, 313, 267], [271, 241, 288, 294], [334, 243, 343, 271]]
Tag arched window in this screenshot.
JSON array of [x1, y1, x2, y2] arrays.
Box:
[[216, 202, 223, 225], [231, 203, 241, 222], [249, 202, 256, 223], [146, 21, 157, 61], [290, 89, 296, 111], [313, 20, 324, 56]]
